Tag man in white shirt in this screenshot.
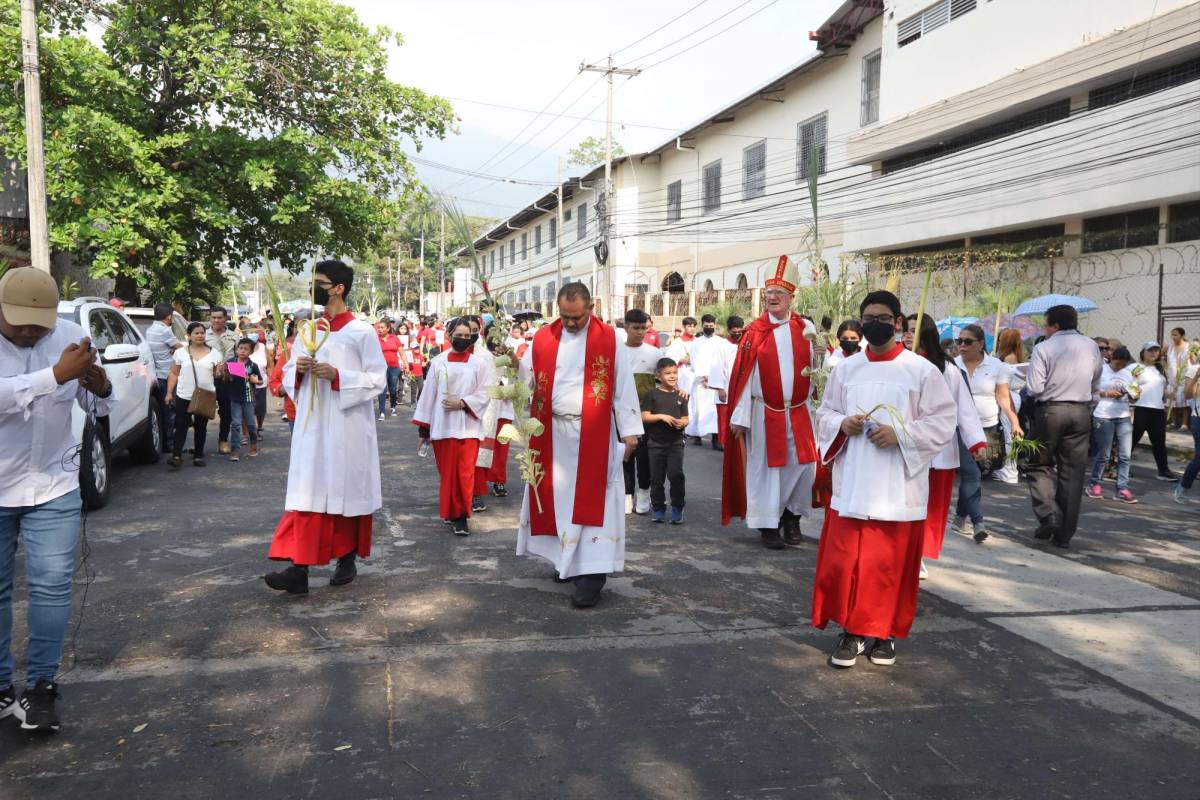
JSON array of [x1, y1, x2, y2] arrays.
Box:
[[146, 302, 181, 434], [622, 308, 661, 514], [0, 268, 114, 733]]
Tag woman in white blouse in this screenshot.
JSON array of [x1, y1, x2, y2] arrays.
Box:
[[165, 322, 226, 468], [1088, 346, 1138, 504], [1131, 342, 1176, 481]]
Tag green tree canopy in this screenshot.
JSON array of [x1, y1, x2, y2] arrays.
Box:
[[0, 0, 454, 306], [567, 135, 623, 169]]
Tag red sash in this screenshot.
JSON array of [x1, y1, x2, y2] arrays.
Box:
[[528, 317, 616, 536], [720, 312, 817, 525]]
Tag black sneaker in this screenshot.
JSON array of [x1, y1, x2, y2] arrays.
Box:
[[263, 565, 309, 594], [472, 497, 487, 513], [0, 684, 19, 722], [868, 638, 897, 666], [18, 679, 60, 732], [492, 483, 508, 497], [782, 517, 804, 546], [168, 455, 182, 471], [829, 633, 866, 668], [760, 528, 785, 550], [1157, 471, 1180, 482], [453, 517, 471, 536], [329, 552, 357, 586]]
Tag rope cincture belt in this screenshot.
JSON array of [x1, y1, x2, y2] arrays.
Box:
[[752, 396, 800, 413], [552, 412, 583, 422]]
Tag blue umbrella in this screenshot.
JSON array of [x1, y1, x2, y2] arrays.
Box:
[[936, 316, 977, 339], [1013, 293, 1099, 317]]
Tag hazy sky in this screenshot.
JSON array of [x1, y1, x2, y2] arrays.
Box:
[[342, 0, 845, 218]]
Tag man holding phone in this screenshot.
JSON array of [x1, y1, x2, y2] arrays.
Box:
[[0, 268, 114, 732]]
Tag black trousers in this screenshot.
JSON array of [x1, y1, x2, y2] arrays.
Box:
[[1131, 406, 1170, 474], [623, 437, 651, 495], [648, 441, 685, 510], [217, 382, 232, 443], [1026, 401, 1091, 543], [172, 406, 209, 458]]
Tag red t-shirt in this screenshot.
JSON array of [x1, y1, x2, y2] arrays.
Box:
[[408, 348, 424, 377], [644, 328, 660, 347], [378, 334, 401, 368]]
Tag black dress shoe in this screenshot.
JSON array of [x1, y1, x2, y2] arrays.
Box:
[[330, 552, 357, 586], [571, 584, 602, 608], [760, 528, 786, 550], [1052, 537, 1071, 549], [264, 565, 309, 594], [782, 518, 804, 546], [1033, 524, 1057, 541]]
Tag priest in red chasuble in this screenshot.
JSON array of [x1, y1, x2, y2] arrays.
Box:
[[515, 282, 643, 609], [721, 256, 819, 550], [264, 261, 387, 595]]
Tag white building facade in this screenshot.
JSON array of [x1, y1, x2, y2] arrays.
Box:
[[462, 0, 1199, 342]]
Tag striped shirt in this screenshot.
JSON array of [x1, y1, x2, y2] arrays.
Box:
[[145, 320, 180, 379]]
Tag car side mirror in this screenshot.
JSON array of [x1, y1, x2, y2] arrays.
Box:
[[101, 343, 141, 365]]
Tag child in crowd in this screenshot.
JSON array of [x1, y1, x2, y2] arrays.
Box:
[[640, 358, 689, 524], [227, 338, 263, 461]]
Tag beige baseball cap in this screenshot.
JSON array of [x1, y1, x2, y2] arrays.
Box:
[[0, 267, 59, 329]]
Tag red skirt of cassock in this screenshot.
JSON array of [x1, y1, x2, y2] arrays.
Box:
[[922, 468, 956, 559], [486, 419, 512, 484], [434, 438, 479, 519], [811, 508, 924, 640], [269, 511, 373, 566]]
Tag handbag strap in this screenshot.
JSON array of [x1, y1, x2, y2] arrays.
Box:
[[188, 348, 205, 394]]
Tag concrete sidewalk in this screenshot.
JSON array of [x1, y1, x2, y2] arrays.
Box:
[[0, 408, 1196, 799]]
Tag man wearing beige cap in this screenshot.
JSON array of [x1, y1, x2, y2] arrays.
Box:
[[0, 267, 114, 733]]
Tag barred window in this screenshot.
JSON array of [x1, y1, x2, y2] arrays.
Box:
[[703, 160, 722, 215], [742, 141, 766, 201], [796, 113, 827, 182], [577, 203, 588, 241], [667, 180, 682, 223]]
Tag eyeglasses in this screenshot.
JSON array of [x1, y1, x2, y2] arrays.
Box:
[[861, 314, 894, 325], [313, 280, 334, 289], [957, 338, 978, 345]]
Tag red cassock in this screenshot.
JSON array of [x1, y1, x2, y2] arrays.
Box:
[[922, 467, 957, 559], [487, 418, 512, 484], [436, 438, 480, 519], [811, 509, 925, 641]]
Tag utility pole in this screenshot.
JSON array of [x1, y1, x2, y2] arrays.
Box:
[[417, 234, 425, 315], [556, 157, 564, 294], [20, 0, 50, 273], [580, 55, 639, 319], [438, 208, 446, 317]]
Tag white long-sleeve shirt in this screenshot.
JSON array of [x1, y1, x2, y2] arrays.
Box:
[[0, 319, 116, 507]]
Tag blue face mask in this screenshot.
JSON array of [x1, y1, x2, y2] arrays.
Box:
[[248, 332, 259, 343]]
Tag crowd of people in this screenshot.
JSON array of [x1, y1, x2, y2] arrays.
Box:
[[1, 257, 1196, 733]]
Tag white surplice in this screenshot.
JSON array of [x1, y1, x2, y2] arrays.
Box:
[[685, 334, 722, 437], [815, 347, 958, 521], [665, 336, 696, 394], [933, 363, 986, 470], [729, 315, 818, 529], [283, 318, 387, 516], [707, 336, 739, 398], [515, 320, 643, 578], [413, 353, 493, 440]]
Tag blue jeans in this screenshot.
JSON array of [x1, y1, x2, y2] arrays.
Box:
[[1090, 416, 1132, 490], [378, 366, 402, 415], [157, 377, 175, 437], [229, 398, 258, 451], [1181, 416, 1200, 490], [0, 489, 82, 687], [955, 434, 983, 524]]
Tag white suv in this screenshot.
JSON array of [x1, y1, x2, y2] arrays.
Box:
[[56, 299, 165, 509]]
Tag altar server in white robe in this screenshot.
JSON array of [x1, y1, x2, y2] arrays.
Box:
[[722, 258, 818, 550], [266, 261, 387, 595], [812, 290, 958, 669], [684, 314, 724, 447], [413, 318, 493, 536], [707, 315, 744, 446], [516, 283, 643, 609], [665, 317, 697, 395]]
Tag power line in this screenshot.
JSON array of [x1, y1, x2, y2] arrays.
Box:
[[608, 0, 714, 58], [639, 0, 783, 71], [620, 0, 762, 66]]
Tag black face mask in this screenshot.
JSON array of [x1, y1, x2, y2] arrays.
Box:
[[313, 286, 331, 306], [839, 338, 860, 355], [451, 335, 477, 352], [862, 320, 896, 347], [729, 331, 743, 343], [702, 327, 715, 337]]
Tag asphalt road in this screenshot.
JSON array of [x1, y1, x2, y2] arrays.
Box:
[[1, 402, 1197, 799]]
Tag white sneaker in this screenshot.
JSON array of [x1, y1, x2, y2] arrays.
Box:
[[1176, 485, 1190, 505], [378, 413, 386, 421], [919, 559, 929, 580], [624, 494, 634, 514], [634, 488, 651, 515]]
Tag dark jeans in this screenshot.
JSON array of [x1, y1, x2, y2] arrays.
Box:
[[157, 377, 175, 439], [1131, 406, 1170, 474], [623, 437, 651, 495], [410, 376, 424, 405], [1182, 416, 1200, 490], [1027, 401, 1091, 544], [955, 434, 983, 524], [254, 386, 267, 428], [379, 366, 403, 415], [648, 441, 685, 510], [217, 383, 232, 444], [173, 404, 210, 459]]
